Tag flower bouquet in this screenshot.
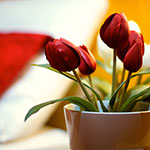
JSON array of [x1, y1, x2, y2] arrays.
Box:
[[25, 13, 150, 149]]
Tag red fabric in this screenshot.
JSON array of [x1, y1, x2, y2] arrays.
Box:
[[0, 33, 53, 97]]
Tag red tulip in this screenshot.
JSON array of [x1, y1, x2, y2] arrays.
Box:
[[125, 31, 144, 56], [123, 40, 143, 72], [45, 38, 81, 72], [100, 13, 130, 49], [117, 31, 144, 61], [78, 45, 96, 75], [140, 33, 144, 56]]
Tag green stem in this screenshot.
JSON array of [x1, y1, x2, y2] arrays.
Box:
[[73, 70, 93, 104], [121, 67, 126, 84], [117, 71, 132, 111], [111, 49, 117, 96], [113, 67, 126, 111], [136, 75, 142, 85], [88, 75, 94, 89], [88, 75, 98, 109]]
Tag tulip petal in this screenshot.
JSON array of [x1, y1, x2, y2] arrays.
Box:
[[140, 33, 144, 56], [100, 14, 116, 38], [45, 38, 81, 72], [60, 38, 80, 54], [124, 41, 142, 72], [78, 45, 96, 75], [100, 13, 130, 49], [117, 30, 144, 62]]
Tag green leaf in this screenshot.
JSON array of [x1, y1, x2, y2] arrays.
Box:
[[93, 77, 111, 95], [32, 63, 52, 69], [124, 93, 150, 112], [32, 64, 76, 81], [143, 77, 150, 84], [96, 60, 112, 74], [83, 83, 109, 112], [75, 78, 108, 112], [137, 67, 150, 75], [131, 95, 150, 111], [109, 68, 150, 108], [120, 86, 150, 111], [25, 96, 98, 121], [124, 85, 150, 101], [32, 63, 108, 112]]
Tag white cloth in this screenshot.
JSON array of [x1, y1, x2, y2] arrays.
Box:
[[0, 0, 108, 145], [1, 127, 69, 150]]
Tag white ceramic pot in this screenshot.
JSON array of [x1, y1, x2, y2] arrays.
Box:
[[64, 103, 150, 150]]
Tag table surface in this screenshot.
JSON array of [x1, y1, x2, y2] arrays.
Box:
[[0, 127, 69, 150]]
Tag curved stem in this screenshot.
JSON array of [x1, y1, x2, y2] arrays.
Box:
[[111, 49, 117, 96], [136, 75, 142, 85], [73, 70, 93, 104], [113, 67, 126, 111], [117, 71, 132, 111], [88, 75, 94, 88], [88, 75, 98, 109], [120, 67, 126, 84]]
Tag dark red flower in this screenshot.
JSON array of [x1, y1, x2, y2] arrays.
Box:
[[45, 38, 81, 72], [123, 40, 143, 72], [100, 13, 130, 49], [117, 31, 144, 61], [140, 33, 144, 56], [78, 45, 96, 75]]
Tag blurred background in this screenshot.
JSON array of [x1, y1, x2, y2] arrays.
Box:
[[0, 0, 150, 149]]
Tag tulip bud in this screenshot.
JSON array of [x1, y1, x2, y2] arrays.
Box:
[[78, 45, 96, 75], [126, 31, 144, 56], [140, 33, 144, 56], [100, 13, 130, 49], [123, 40, 143, 72], [117, 31, 144, 61], [45, 38, 81, 72]]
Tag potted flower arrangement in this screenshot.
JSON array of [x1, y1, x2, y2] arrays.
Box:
[[25, 13, 150, 150]]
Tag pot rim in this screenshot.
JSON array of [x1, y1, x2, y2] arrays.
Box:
[[64, 103, 150, 115]]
